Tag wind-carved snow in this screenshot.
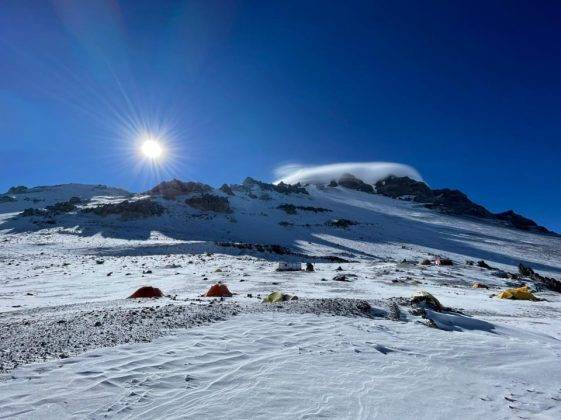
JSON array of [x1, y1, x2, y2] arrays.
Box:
[[1, 313, 560, 419]]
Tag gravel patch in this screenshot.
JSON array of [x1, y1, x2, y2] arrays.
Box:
[[0, 297, 394, 375]]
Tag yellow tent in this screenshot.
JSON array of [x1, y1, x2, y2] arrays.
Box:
[[497, 285, 537, 301]]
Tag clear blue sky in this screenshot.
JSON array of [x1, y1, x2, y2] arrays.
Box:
[[1, 1, 560, 230]]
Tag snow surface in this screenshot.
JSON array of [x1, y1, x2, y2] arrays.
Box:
[[1, 182, 561, 419]]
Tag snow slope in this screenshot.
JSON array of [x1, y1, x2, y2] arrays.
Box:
[[1, 181, 560, 419]]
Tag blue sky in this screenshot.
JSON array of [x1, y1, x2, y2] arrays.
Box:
[[0, 1, 560, 230]]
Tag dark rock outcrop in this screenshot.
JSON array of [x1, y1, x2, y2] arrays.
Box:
[[518, 263, 561, 293], [46, 201, 77, 214], [374, 175, 490, 218], [326, 219, 357, 228], [149, 179, 213, 199], [425, 189, 492, 218], [21, 199, 78, 217], [337, 173, 375, 194], [496, 210, 550, 234], [277, 204, 331, 214], [242, 177, 308, 195], [7, 186, 28, 194], [185, 194, 232, 213], [83, 199, 166, 219], [375, 175, 552, 234], [219, 184, 235, 196], [0, 195, 16, 203], [375, 176, 433, 201]]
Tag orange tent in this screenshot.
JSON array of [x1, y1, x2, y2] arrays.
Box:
[[205, 283, 233, 297], [128, 286, 163, 299]]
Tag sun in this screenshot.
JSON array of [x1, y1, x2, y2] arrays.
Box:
[[141, 138, 163, 159]]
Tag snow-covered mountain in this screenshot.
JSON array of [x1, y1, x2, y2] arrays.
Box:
[[0, 175, 556, 259], [1, 176, 561, 418]]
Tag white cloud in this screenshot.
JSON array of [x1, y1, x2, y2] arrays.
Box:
[[274, 162, 423, 185]]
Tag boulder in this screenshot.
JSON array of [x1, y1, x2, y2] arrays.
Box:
[[472, 282, 489, 289], [477, 260, 493, 269], [410, 291, 444, 311], [333, 273, 357, 282]]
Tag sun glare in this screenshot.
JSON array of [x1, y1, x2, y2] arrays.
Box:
[[141, 138, 163, 159]]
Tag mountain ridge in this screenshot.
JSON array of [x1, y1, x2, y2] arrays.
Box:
[[0, 174, 554, 236]]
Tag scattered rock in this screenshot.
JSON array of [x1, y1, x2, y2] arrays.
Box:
[[326, 219, 357, 228], [435, 257, 453, 266], [472, 282, 489, 289], [477, 260, 493, 269], [333, 274, 357, 282], [277, 204, 331, 214]]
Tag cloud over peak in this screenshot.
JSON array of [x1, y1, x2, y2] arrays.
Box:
[[274, 162, 423, 185]]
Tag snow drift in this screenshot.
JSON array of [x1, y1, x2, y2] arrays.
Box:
[[274, 162, 423, 185]]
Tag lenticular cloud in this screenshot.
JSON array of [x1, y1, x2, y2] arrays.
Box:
[[274, 162, 423, 185]]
